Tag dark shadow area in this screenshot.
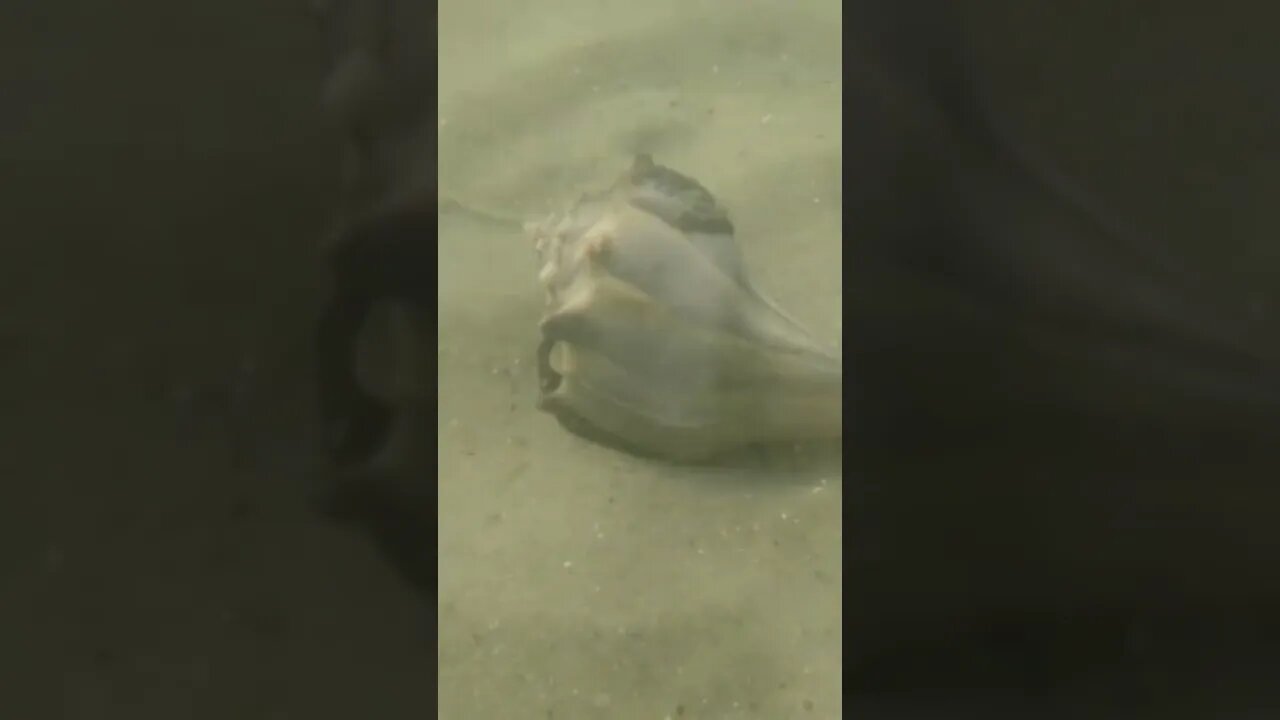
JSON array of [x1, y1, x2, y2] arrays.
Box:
[[0, 2, 434, 718], [843, 0, 1280, 714]]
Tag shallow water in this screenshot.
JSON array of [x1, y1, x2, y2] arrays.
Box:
[[6, 0, 1279, 717], [436, 1, 844, 717]]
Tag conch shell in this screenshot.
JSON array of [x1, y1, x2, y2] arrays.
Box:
[[526, 155, 842, 461]]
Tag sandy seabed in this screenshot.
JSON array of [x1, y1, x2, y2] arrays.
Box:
[[436, 1, 843, 718]]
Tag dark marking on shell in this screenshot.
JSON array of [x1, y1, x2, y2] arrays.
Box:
[[626, 154, 735, 236]]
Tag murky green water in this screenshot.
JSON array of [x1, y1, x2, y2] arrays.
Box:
[[436, 1, 843, 717]]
